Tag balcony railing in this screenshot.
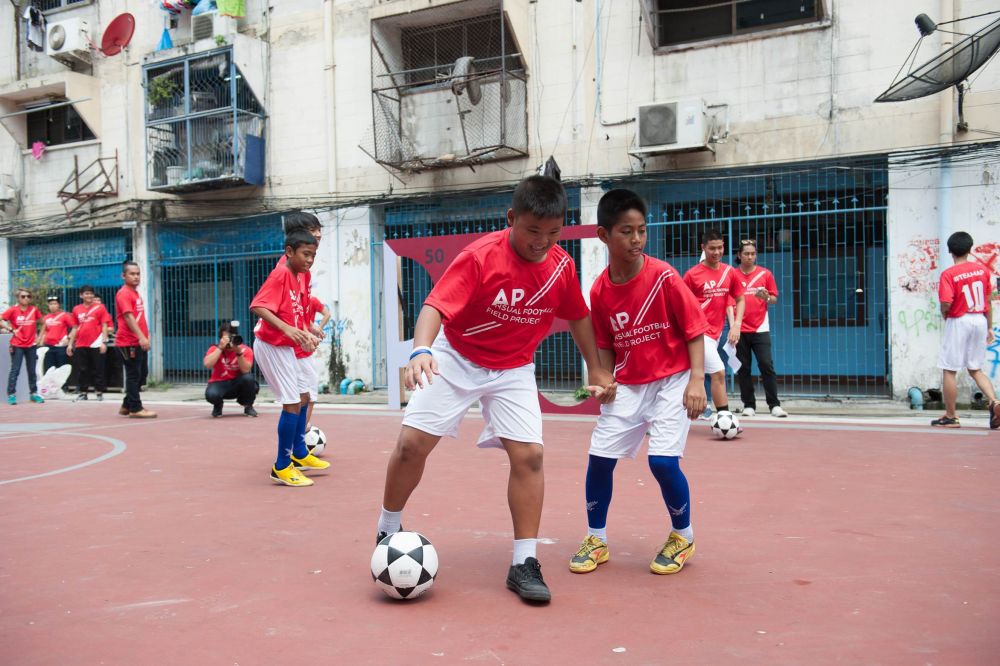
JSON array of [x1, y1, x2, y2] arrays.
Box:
[[143, 47, 265, 193]]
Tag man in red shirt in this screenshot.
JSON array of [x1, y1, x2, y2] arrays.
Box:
[[38, 295, 75, 376], [2, 288, 44, 404], [68, 285, 111, 401], [733, 240, 787, 418], [683, 230, 745, 417], [932, 231, 999, 429], [204, 321, 258, 417], [115, 261, 156, 418]]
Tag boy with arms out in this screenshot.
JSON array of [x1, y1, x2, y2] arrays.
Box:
[[932, 231, 1000, 429], [2, 288, 44, 404], [375, 176, 616, 602], [67, 286, 111, 401], [683, 230, 745, 417], [570, 189, 709, 576], [251, 230, 330, 486]]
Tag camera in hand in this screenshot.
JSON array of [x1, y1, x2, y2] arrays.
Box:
[[229, 320, 243, 347]]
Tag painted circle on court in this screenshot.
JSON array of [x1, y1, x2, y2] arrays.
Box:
[[0, 431, 127, 486]]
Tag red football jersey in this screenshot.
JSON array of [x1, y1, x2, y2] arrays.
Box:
[[293, 295, 326, 360], [114, 286, 148, 347], [683, 262, 743, 340], [72, 303, 110, 348], [590, 256, 710, 384], [425, 228, 589, 370], [42, 311, 75, 346], [251, 263, 307, 346], [939, 262, 993, 318], [736, 266, 778, 333], [1, 305, 41, 348], [206, 345, 254, 383]]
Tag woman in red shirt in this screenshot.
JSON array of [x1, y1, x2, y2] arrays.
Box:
[[1, 288, 44, 404]]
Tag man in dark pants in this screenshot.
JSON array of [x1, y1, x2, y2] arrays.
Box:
[[68, 286, 111, 401], [204, 322, 259, 417], [114, 261, 156, 418], [734, 240, 787, 418]]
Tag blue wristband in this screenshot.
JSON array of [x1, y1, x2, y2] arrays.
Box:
[[409, 347, 433, 360]]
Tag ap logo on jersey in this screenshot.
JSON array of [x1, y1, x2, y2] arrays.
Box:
[[609, 312, 630, 332], [492, 288, 525, 307]]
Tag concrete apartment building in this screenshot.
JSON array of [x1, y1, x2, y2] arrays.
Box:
[[1, 0, 998, 402]]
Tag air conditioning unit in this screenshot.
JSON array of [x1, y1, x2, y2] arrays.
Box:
[[191, 11, 237, 42], [632, 99, 710, 156], [46, 18, 92, 65]]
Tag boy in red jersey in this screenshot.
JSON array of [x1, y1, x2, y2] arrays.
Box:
[[251, 230, 330, 487], [115, 262, 156, 418], [68, 286, 111, 401], [733, 239, 787, 418], [375, 176, 616, 603], [2, 288, 44, 405], [932, 231, 999, 429], [569, 189, 708, 577], [683, 229, 745, 418], [38, 296, 75, 376]]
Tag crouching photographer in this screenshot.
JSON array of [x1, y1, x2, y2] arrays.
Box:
[[204, 321, 259, 418]]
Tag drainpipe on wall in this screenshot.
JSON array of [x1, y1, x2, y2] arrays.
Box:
[[937, 0, 956, 276]]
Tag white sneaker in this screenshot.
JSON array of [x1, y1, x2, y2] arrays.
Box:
[[771, 406, 788, 418], [741, 407, 756, 417]]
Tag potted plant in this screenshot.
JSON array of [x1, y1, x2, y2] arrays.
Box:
[[147, 76, 181, 118]]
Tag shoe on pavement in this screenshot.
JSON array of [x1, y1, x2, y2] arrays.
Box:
[[128, 409, 158, 419], [291, 452, 330, 471], [569, 535, 610, 573], [270, 463, 314, 487], [771, 406, 788, 418], [7, 395, 15, 405], [506, 557, 551, 602], [74, 393, 88, 402], [118, 406, 130, 416], [30, 394, 44, 404], [698, 407, 713, 421], [375, 526, 404, 546], [95, 393, 104, 402], [741, 407, 756, 417], [650, 532, 696, 575], [244, 405, 258, 417], [990, 401, 1000, 430], [211, 404, 223, 418], [930, 415, 961, 428]]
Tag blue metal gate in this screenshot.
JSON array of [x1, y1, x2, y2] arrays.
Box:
[[154, 216, 284, 383]]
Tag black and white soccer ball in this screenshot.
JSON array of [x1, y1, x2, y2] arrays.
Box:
[[710, 410, 741, 439], [371, 531, 438, 600], [304, 426, 326, 456]]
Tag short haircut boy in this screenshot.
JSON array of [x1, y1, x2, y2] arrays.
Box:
[[701, 228, 723, 245], [282, 212, 322, 234], [79, 285, 95, 295], [284, 229, 319, 251], [596, 189, 647, 230], [511, 175, 568, 219], [122, 260, 139, 272], [947, 231, 974, 257]]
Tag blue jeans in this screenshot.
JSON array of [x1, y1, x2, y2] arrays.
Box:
[[7, 345, 38, 396]]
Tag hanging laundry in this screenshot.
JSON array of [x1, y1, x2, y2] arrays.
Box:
[[191, 0, 217, 16], [157, 27, 174, 51], [23, 5, 46, 53], [32, 142, 46, 160], [217, 0, 245, 18]]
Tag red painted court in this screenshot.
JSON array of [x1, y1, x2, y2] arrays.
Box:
[[2, 402, 998, 664]]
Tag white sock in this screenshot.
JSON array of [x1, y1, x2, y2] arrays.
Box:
[[512, 538, 537, 565], [674, 525, 694, 542], [377, 507, 401, 534], [587, 526, 607, 542]]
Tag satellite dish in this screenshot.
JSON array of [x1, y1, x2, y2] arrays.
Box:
[[101, 13, 136, 57], [451, 57, 482, 106], [875, 12, 1000, 103]]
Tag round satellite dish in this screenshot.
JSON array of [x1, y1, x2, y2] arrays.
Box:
[[876, 14, 1000, 103], [101, 13, 136, 57]]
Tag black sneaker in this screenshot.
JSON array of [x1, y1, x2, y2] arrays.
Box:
[[74, 393, 88, 402], [244, 405, 258, 417], [95, 393, 104, 402], [930, 415, 960, 428], [375, 526, 404, 546], [211, 404, 223, 418], [990, 401, 1000, 431], [506, 557, 551, 602]]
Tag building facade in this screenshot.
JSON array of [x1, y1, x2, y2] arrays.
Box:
[[1, 0, 998, 400]]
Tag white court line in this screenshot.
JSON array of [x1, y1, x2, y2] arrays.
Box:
[[0, 431, 127, 486]]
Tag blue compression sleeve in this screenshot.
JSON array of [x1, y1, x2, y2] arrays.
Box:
[[293, 406, 310, 459], [585, 454, 618, 530], [648, 455, 691, 530]]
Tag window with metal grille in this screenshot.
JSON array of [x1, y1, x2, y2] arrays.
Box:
[[36, 0, 90, 12], [646, 0, 822, 48], [26, 103, 96, 147]]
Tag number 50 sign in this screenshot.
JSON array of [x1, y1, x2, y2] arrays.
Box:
[[383, 226, 599, 414]]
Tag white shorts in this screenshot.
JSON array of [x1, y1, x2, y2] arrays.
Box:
[[402, 336, 543, 449], [590, 370, 692, 459], [297, 356, 319, 401], [938, 314, 988, 371], [704, 335, 724, 375], [254, 339, 309, 405]]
